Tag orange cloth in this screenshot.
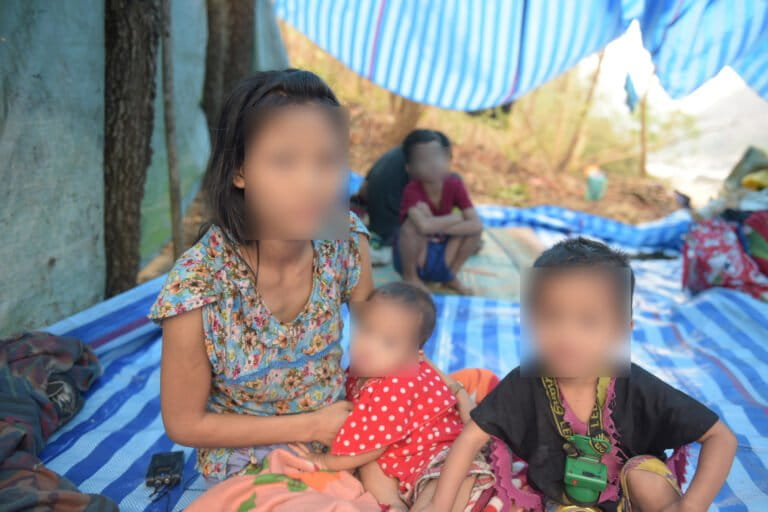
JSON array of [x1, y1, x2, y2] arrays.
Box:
[[451, 368, 500, 402]]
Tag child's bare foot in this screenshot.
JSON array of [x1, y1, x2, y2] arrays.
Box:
[[445, 277, 473, 295], [403, 276, 430, 293]]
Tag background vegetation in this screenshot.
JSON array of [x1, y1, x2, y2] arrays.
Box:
[[280, 22, 697, 223]]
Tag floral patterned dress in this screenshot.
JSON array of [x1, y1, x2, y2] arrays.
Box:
[[149, 212, 368, 480]]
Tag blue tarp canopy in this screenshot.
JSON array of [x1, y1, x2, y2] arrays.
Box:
[[274, 0, 768, 110]]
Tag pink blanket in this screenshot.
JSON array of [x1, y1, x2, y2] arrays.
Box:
[[187, 448, 381, 512]]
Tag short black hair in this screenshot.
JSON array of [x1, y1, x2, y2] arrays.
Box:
[[202, 69, 343, 244], [530, 237, 635, 314], [368, 282, 437, 347], [401, 129, 451, 163]]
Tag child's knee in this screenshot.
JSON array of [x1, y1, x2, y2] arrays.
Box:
[[400, 218, 421, 238], [623, 458, 680, 511], [465, 232, 482, 250]]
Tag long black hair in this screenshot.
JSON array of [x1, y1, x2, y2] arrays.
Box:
[[201, 69, 343, 245]]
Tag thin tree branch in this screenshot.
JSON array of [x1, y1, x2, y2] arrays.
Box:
[[161, 0, 183, 257]]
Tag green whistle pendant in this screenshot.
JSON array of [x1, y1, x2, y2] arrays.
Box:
[[562, 434, 610, 506]]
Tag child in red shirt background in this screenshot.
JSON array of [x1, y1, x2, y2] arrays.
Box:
[[393, 130, 483, 295]]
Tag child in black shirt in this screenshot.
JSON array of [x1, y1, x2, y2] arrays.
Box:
[[415, 238, 737, 512]]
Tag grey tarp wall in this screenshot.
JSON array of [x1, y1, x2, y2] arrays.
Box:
[[0, 0, 289, 333], [0, 1, 106, 334], [141, 0, 289, 261], [254, 0, 290, 72]]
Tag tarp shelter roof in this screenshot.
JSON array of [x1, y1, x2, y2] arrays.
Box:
[[274, 0, 768, 110]]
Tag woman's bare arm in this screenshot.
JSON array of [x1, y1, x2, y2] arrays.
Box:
[[349, 233, 374, 314], [160, 309, 351, 448]]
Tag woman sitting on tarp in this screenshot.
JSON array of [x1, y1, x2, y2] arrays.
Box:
[[149, 70, 373, 483]]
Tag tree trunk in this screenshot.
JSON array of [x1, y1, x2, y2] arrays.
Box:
[[202, 0, 255, 137], [161, 0, 183, 257], [639, 91, 649, 176], [555, 50, 605, 173], [552, 70, 573, 153], [104, 0, 161, 296], [383, 93, 424, 148]]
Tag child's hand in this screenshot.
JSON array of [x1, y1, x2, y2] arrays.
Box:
[[415, 202, 431, 215], [289, 443, 328, 470], [457, 394, 477, 424]]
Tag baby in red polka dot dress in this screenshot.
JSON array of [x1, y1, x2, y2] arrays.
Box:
[[291, 282, 494, 511]]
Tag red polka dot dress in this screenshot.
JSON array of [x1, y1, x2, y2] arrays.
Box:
[[331, 361, 464, 494]]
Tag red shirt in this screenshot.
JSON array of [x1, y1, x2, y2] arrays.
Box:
[[331, 362, 464, 493], [399, 174, 473, 223]]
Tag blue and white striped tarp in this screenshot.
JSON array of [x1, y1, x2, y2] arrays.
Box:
[[274, 0, 768, 109], [41, 206, 768, 511], [639, 0, 768, 100], [476, 204, 692, 253]]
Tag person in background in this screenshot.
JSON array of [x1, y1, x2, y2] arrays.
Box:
[[394, 130, 483, 294], [354, 132, 452, 246]]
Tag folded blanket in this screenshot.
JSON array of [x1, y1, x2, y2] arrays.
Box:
[[0, 331, 117, 512]]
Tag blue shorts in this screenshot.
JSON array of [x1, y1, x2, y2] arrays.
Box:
[[392, 234, 454, 283]]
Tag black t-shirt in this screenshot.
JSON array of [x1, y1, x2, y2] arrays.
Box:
[[364, 146, 409, 243], [471, 363, 718, 508]]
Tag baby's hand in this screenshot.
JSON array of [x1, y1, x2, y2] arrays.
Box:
[[289, 443, 328, 470]]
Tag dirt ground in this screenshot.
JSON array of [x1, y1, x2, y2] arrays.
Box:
[[346, 101, 678, 224]]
